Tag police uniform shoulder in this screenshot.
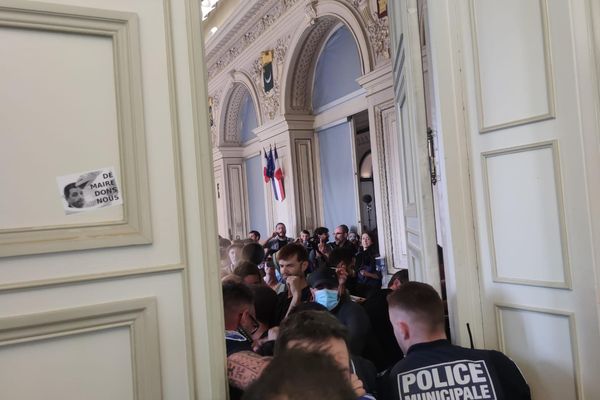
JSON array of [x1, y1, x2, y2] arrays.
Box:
[[487, 349, 523, 369]]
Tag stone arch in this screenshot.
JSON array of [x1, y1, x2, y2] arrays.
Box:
[[281, 0, 374, 114], [219, 72, 263, 146]]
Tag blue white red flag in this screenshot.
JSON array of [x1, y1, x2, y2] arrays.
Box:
[[263, 150, 270, 183], [273, 147, 285, 201], [266, 148, 278, 200]]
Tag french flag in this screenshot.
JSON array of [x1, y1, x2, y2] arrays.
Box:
[[267, 149, 278, 201], [263, 150, 270, 183], [273, 147, 285, 201]]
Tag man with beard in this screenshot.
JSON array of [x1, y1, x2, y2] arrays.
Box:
[[263, 222, 294, 257], [64, 183, 87, 208], [332, 224, 357, 251], [273, 243, 312, 324], [63, 170, 102, 209]]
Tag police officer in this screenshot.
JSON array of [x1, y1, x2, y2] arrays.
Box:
[[386, 282, 531, 400]]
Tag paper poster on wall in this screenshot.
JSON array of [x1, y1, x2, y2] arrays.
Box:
[[57, 167, 123, 214]]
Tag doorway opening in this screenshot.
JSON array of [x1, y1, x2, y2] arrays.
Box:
[[352, 110, 377, 236]]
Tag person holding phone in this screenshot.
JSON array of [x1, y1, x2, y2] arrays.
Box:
[[263, 222, 294, 257], [309, 226, 333, 271]]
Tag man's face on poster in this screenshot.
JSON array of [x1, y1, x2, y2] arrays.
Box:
[[67, 187, 85, 208]]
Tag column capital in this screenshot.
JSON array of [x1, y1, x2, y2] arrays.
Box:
[[212, 146, 244, 162], [357, 61, 393, 100], [253, 114, 315, 142]]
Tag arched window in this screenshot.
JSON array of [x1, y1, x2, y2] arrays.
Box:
[[313, 25, 364, 232], [359, 151, 373, 180], [239, 91, 258, 144], [312, 25, 362, 111]]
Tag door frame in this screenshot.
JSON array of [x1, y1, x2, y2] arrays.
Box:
[[394, 0, 485, 347], [425, 0, 485, 348]]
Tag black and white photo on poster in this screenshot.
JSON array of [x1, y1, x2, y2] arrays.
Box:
[[397, 360, 497, 400], [56, 167, 123, 214]]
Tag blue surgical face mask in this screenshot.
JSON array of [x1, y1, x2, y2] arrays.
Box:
[[314, 288, 340, 311]]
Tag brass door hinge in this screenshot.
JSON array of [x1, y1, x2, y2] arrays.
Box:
[[427, 127, 438, 185]]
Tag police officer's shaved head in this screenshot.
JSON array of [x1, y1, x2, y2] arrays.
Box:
[[387, 281, 445, 334]]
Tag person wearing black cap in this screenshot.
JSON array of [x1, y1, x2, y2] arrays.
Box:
[[308, 266, 372, 355]]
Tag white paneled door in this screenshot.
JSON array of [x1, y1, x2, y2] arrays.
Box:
[[461, 1, 600, 398], [392, 0, 600, 398], [0, 0, 225, 399]]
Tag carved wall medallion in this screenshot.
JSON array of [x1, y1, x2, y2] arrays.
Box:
[[209, 90, 222, 147], [275, 35, 290, 64], [305, 0, 318, 25], [367, 16, 390, 60], [263, 83, 281, 120], [252, 57, 263, 89], [207, 0, 302, 80]]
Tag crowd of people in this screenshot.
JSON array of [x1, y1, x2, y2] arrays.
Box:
[[218, 223, 531, 399]]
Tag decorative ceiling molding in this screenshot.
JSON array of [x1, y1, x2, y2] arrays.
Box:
[[208, 0, 391, 129], [207, 0, 301, 80], [205, 0, 278, 59], [206, 0, 390, 82]]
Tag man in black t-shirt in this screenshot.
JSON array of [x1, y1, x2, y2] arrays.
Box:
[[386, 282, 531, 400], [263, 222, 294, 257], [331, 224, 357, 251]]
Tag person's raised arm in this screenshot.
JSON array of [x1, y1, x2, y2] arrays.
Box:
[[262, 230, 278, 248], [283, 276, 305, 319]]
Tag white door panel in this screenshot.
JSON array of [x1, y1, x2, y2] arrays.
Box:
[[0, 274, 191, 399], [393, 0, 600, 397], [456, 0, 600, 398], [0, 0, 224, 399]]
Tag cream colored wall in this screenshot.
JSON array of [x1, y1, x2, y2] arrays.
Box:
[[0, 0, 225, 399]]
